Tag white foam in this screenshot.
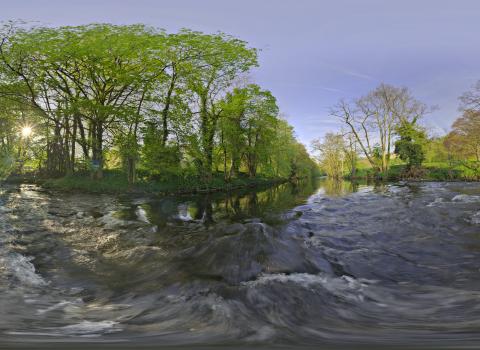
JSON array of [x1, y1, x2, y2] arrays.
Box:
[[452, 194, 480, 203], [135, 206, 149, 223], [37, 300, 80, 315], [0, 253, 47, 287], [177, 204, 193, 221], [427, 197, 444, 207], [243, 272, 329, 287], [243, 272, 371, 303], [472, 212, 480, 225], [6, 320, 121, 338], [59, 320, 120, 335]]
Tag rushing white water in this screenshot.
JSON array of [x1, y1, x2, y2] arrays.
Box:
[[0, 181, 479, 348]]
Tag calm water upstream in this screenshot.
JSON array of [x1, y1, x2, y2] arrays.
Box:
[[0, 179, 480, 349]]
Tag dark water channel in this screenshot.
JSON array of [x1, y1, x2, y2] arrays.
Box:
[[0, 179, 480, 349]]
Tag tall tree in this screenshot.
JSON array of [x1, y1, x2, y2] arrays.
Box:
[[444, 110, 480, 179], [186, 33, 257, 178], [331, 84, 427, 175], [312, 133, 345, 179]]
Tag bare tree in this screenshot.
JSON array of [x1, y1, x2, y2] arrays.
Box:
[[331, 84, 427, 174], [460, 80, 480, 111], [330, 99, 378, 171]]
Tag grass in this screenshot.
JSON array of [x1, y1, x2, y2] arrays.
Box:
[[347, 160, 478, 181], [41, 170, 288, 195]]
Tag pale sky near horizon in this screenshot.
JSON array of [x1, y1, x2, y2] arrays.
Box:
[[1, 0, 479, 148]]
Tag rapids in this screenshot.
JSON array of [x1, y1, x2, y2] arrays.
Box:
[[0, 179, 479, 348]]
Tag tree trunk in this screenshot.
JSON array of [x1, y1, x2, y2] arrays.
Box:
[[162, 66, 177, 146], [91, 121, 103, 180], [70, 116, 77, 174], [200, 96, 215, 180], [127, 157, 136, 185], [229, 156, 240, 179]]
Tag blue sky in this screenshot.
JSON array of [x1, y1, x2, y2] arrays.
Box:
[[1, 0, 479, 148]]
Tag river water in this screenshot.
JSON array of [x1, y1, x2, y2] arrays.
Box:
[[0, 179, 479, 349]]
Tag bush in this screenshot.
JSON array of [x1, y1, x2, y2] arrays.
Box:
[[426, 167, 462, 180]]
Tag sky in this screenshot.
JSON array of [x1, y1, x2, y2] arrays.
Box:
[[1, 0, 479, 148]]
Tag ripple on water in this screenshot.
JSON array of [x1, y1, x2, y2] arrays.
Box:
[[452, 194, 480, 203], [1, 181, 480, 347]]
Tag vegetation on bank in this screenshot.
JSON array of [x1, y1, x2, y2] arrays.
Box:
[[312, 83, 480, 182], [349, 161, 478, 182], [39, 170, 287, 194], [0, 22, 318, 188]]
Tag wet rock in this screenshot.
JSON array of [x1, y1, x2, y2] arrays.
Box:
[[282, 210, 303, 220], [243, 218, 261, 224], [472, 212, 480, 225], [47, 209, 76, 217], [223, 223, 247, 235], [90, 210, 104, 219]]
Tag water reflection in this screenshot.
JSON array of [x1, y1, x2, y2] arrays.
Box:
[[3, 180, 480, 347], [317, 178, 361, 196], [117, 178, 322, 227]]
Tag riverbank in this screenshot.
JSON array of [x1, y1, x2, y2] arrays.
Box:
[[348, 163, 479, 182], [33, 171, 289, 195]]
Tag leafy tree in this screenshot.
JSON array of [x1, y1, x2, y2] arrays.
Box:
[[185, 33, 257, 178], [141, 123, 181, 180], [311, 133, 345, 179], [331, 84, 428, 174], [394, 120, 427, 169], [0, 22, 316, 185], [444, 110, 480, 179]]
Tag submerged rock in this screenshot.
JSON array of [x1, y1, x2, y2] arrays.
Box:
[[472, 212, 480, 225]]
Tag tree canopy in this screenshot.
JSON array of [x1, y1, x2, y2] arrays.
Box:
[[0, 22, 317, 183]]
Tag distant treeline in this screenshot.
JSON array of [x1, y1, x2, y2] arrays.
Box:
[[312, 83, 480, 181], [0, 22, 317, 183]]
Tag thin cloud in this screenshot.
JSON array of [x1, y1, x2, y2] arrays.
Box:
[[319, 86, 342, 93], [318, 60, 376, 81], [336, 68, 375, 81]]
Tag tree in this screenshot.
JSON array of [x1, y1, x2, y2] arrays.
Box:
[[459, 80, 480, 111], [342, 132, 358, 177], [394, 120, 427, 169], [311, 133, 345, 179], [185, 33, 257, 179], [0, 23, 165, 179], [444, 82, 480, 179], [0, 21, 316, 185], [444, 110, 480, 179], [331, 84, 427, 175], [141, 122, 181, 180]]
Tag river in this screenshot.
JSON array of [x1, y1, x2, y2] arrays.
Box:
[[0, 179, 479, 349]]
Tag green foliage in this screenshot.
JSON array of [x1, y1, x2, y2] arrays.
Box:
[[141, 124, 181, 180], [43, 169, 285, 194], [394, 121, 427, 169], [444, 110, 480, 179], [311, 133, 345, 178], [0, 148, 14, 179], [0, 22, 316, 189]]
